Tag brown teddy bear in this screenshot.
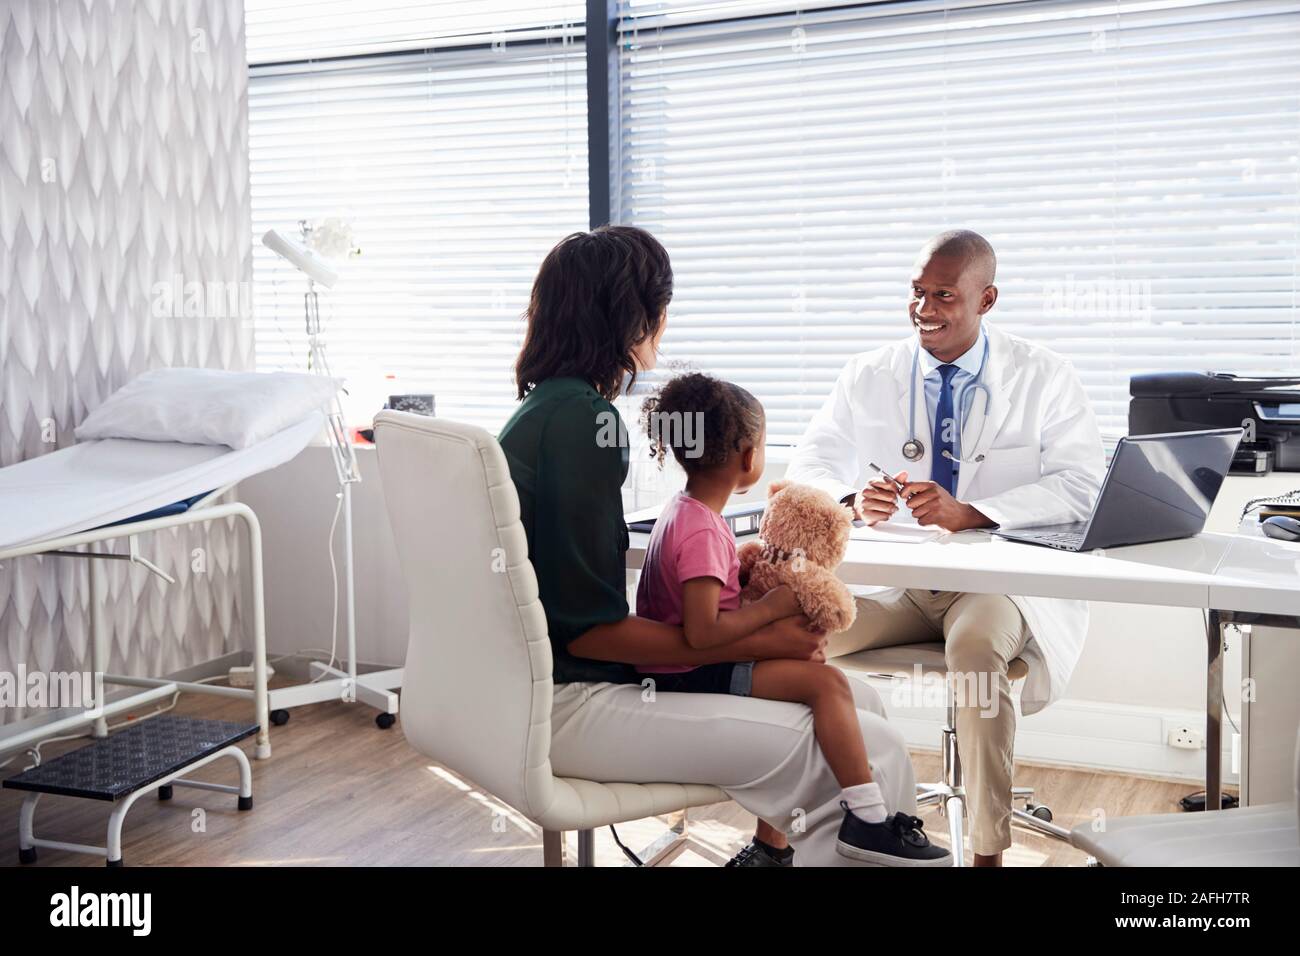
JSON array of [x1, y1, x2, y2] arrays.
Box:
[[737, 480, 858, 634]]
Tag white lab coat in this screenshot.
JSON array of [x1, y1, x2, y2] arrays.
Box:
[[786, 321, 1106, 714]]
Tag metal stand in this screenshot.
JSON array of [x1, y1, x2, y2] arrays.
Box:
[[264, 232, 402, 725], [0, 497, 274, 761]]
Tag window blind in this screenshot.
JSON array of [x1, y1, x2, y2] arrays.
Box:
[[616, 0, 1300, 443], [246, 2, 587, 429], [247, 0, 586, 63]]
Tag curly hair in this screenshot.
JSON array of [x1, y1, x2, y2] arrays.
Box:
[[641, 372, 765, 474], [515, 225, 673, 401]]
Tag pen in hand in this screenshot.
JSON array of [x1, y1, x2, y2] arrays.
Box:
[[867, 461, 906, 495]]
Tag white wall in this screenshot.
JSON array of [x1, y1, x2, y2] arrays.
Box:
[[240, 438, 1296, 779], [239, 447, 409, 669], [0, 0, 252, 719]]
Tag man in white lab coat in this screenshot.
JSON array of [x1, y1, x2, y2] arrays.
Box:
[[786, 230, 1105, 866]]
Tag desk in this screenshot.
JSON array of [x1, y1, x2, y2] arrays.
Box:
[[627, 529, 1300, 811]]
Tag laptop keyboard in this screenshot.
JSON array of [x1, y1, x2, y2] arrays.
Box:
[[1025, 530, 1087, 549], [1000, 523, 1089, 549]]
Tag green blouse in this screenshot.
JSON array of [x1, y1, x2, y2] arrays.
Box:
[[498, 377, 638, 685]]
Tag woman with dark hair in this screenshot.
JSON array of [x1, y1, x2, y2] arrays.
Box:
[[499, 226, 917, 867]]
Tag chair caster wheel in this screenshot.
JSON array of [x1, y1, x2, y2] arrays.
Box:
[[1029, 804, 1053, 823], [375, 712, 396, 730], [238, 795, 253, 811], [19, 847, 36, 864], [107, 858, 124, 867], [158, 784, 173, 801], [270, 710, 290, 726]]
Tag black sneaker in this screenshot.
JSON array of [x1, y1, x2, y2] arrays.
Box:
[[725, 840, 794, 868], [835, 803, 952, 867]]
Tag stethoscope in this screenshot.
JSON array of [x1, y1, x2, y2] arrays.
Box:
[[901, 335, 992, 464]]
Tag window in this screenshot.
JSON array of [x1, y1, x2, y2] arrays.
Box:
[[246, 1, 1300, 442], [246, 2, 587, 430], [616, 0, 1300, 442]]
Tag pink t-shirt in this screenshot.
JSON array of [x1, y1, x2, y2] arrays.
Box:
[[635, 492, 741, 674]]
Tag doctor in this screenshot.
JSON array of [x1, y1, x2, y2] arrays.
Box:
[[786, 230, 1105, 866]]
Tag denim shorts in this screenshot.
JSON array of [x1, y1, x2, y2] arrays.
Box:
[[639, 661, 754, 697]]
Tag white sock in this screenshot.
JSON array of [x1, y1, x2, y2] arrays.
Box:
[[841, 782, 887, 824]]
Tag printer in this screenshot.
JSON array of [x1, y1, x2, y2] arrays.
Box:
[[1130, 372, 1300, 474]]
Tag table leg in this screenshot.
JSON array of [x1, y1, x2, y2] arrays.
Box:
[[234, 505, 271, 760], [1205, 609, 1224, 811], [88, 555, 108, 739]]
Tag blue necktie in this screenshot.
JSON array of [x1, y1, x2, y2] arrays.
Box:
[[931, 363, 960, 497]]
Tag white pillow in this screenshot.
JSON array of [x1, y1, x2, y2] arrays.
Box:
[[75, 368, 341, 449]]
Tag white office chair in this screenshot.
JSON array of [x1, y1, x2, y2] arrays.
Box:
[[1068, 724, 1300, 866], [373, 411, 725, 866], [834, 641, 1068, 865]]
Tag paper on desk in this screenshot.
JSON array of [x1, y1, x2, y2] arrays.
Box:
[[849, 523, 941, 544]]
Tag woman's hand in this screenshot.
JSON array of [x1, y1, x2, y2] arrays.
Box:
[[570, 612, 826, 669], [757, 584, 803, 620], [736, 615, 827, 663]]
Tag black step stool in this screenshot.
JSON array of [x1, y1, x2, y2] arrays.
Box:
[[4, 716, 257, 866]]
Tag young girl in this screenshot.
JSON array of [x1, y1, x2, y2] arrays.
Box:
[[635, 372, 949, 867]]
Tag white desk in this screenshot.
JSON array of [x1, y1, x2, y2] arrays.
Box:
[[626, 529, 1300, 810]]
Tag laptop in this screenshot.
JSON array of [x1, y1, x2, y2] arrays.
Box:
[[991, 428, 1242, 552]]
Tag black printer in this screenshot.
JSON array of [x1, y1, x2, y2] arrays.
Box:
[[1129, 372, 1300, 474]]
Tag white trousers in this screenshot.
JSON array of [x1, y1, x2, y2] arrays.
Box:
[[548, 677, 917, 866]]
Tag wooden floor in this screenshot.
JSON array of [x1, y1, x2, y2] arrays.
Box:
[[0, 687, 1205, 867]]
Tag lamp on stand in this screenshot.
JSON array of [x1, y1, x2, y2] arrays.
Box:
[[259, 223, 402, 729]]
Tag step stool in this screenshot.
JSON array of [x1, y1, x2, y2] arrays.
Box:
[[3, 716, 257, 867]]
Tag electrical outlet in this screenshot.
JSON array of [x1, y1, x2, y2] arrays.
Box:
[[1165, 721, 1204, 751]]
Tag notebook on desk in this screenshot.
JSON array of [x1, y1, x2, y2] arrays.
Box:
[[1254, 490, 1300, 519], [849, 523, 941, 544]]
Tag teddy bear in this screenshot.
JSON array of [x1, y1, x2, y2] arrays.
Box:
[[737, 479, 858, 634]]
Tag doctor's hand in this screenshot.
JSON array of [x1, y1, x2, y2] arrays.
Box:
[[900, 480, 995, 533], [852, 470, 908, 526]]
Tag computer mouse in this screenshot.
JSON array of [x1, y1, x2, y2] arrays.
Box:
[[1261, 515, 1300, 542]]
